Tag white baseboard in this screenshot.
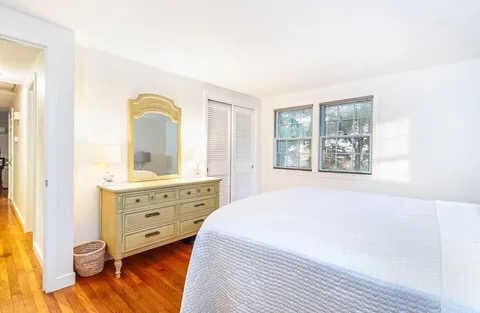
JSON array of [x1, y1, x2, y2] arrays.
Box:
[[33, 241, 43, 267], [44, 272, 75, 293], [11, 201, 26, 232]]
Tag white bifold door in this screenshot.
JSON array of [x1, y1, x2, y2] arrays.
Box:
[[207, 100, 255, 207]]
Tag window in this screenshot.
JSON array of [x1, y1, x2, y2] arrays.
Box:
[[319, 96, 373, 174], [274, 106, 312, 170]]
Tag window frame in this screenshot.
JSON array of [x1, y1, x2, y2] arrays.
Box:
[[273, 105, 313, 171], [318, 96, 373, 175]]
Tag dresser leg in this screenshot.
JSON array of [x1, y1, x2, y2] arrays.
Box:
[[114, 259, 122, 278]]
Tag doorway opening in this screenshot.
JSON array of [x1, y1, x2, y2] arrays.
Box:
[[0, 37, 45, 275]]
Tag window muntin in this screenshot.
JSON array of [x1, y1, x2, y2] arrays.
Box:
[[319, 97, 372, 174], [274, 106, 312, 170]]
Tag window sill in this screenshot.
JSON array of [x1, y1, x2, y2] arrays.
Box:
[[318, 169, 372, 175], [273, 167, 312, 172]]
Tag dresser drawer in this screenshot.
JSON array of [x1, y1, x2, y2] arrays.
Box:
[[180, 216, 207, 235], [124, 192, 153, 209], [124, 206, 175, 233], [179, 198, 216, 216], [179, 184, 216, 199], [154, 190, 177, 202], [124, 224, 176, 252]]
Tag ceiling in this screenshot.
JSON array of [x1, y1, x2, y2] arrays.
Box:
[[2, 0, 480, 96]]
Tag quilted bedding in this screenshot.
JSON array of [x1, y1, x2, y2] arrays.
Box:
[[181, 188, 480, 313]]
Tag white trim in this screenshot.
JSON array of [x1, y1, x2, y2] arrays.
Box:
[[33, 241, 43, 267], [11, 201, 25, 231], [8, 108, 14, 201], [25, 76, 37, 232], [0, 5, 75, 292], [47, 272, 75, 293]]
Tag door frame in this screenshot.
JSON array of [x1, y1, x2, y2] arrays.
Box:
[[7, 107, 14, 201], [0, 5, 75, 292], [26, 74, 41, 260]]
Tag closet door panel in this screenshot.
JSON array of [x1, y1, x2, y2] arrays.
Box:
[[232, 106, 255, 201], [207, 101, 231, 207]]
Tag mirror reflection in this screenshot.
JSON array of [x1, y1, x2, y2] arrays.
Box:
[[133, 112, 178, 177]]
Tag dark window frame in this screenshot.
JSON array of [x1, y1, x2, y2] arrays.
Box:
[[318, 96, 373, 175], [273, 105, 313, 171]]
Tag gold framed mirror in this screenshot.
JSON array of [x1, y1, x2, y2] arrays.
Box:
[[128, 93, 182, 181]]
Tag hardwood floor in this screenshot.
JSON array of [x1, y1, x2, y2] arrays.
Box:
[[0, 195, 193, 313]]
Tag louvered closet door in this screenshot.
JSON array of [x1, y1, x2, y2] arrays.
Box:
[[231, 106, 255, 201], [207, 100, 231, 207]]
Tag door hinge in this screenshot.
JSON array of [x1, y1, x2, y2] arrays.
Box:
[[44, 179, 48, 188]]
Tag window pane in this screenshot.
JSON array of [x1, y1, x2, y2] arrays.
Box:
[[339, 119, 354, 136], [276, 153, 286, 167], [277, 108, 312, 139], [336, 154, 353, 171], [284, 140, 299, 167], [277, 111, 291, 126], [300, 109, 312, 137], [325, 106, 338, 121], [274, 106, 312, 170], [353, 153, 370, 172], [356, 102, 371, 119], [353, 136, 370, 155], [276, 140, 287, 153], [321, 150, 335, 170], [323, 138, 337, 154], [358, 118, 371, 134], [319, 98, 372, 174], [338, 104, 354, 120], [360, 153, 370, 172], [337, 137, 354, 154], [276, 139, 300, 168], [321, 138, 336, 170], [325, 121, 337, 137]]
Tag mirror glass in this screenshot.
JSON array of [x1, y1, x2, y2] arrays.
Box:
[[133, 112, 178, 177]]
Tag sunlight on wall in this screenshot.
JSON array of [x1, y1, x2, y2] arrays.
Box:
[[375, 118, 410, 183]]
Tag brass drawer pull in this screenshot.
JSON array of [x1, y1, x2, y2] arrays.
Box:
[[145, 231, 160, 238], [163, 194, 168, 198], [187, 191, 191, 195], [135, 198, 141, 203], [194, 203, 205, 208], [207, 188, 211, 192], [145, 212, 160, 218], [193, 219, 205, 224], [150, 195, 155, 200]]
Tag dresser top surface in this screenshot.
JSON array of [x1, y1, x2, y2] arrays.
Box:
[[98, 177, 222, 193]]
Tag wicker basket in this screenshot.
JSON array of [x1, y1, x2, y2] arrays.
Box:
[[73, 240, 106, 277]]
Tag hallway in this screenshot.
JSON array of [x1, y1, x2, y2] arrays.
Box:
[[0, 194, 193, 312]]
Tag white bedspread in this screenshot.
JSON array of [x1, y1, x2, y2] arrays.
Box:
[[181, 187, 480, 313]]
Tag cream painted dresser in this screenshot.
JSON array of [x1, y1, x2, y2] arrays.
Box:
[[98, 177, 221, 277]]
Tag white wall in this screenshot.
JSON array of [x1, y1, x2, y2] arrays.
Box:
[[11, 51, 45, 265], [12, 84, 27, 227], [74, 46, 260, 244], [260, 57, 480, 204]]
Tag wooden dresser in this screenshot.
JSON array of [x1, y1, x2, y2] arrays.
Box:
[[98, 177, 221, 277]]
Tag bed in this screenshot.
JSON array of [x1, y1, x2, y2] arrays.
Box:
[[181, 187, 480, 313]]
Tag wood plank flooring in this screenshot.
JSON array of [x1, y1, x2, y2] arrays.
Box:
[[0, 194, 193, 313]]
